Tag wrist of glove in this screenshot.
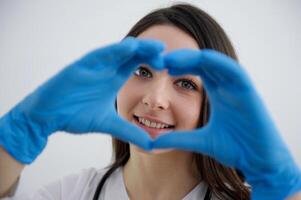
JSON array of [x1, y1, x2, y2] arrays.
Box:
[[0, 105, 50, 164], [248, 158, 301, 200]]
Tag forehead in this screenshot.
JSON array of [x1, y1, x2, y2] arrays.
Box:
[[137, 24, 199, 53]]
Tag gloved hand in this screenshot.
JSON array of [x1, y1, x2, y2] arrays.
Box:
[[153, 49, 301, 200], [0, 37, 164, 164]]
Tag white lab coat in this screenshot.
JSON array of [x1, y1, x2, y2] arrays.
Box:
[[3, 167, 212, 200]]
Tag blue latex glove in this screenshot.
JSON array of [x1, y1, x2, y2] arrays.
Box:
[[0, 37, 164, 164], [153, 49, 301, 200]]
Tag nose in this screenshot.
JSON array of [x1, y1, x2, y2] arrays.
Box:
[[142, 79, 170, 111]]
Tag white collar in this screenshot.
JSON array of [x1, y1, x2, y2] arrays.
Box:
[[103, 167, 208, 200]]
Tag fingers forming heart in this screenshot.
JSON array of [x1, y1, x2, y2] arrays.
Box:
[[116, 47, 254, 157]]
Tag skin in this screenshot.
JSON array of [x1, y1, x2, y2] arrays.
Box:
[[117, 24, 203, 200]]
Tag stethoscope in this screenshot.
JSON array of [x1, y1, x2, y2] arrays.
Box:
[[92, 175, 212, 200]]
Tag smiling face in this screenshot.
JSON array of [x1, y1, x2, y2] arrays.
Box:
[[117, 24, 202, 153]]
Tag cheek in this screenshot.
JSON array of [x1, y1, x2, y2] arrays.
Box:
[[131, 144, 175, 155], [116, 79, 141, 118], [174, 94, 202, 130]]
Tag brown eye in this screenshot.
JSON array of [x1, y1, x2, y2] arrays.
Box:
[[176, 79, 197, 90], [134, 66, 152, 78]]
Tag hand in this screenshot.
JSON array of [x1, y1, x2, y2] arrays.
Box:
[[153, 49, 301, 200], [0, 37, 164, 164]]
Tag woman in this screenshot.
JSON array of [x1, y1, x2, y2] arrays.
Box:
[[0, 3, 300, 200]]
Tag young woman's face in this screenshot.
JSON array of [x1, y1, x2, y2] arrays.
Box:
[[117, 24, 202, 150]]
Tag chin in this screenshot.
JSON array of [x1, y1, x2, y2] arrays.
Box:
[[149, 149, 175, 154], [132, 144, 174, 155]]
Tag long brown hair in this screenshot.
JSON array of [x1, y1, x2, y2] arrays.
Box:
[[95, 3, 250, 199]]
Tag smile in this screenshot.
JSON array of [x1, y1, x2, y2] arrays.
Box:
[[138, 116, 173, 129], [133, 115, 175, 138]]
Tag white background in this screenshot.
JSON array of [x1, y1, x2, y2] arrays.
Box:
[[0, 0, 300, 196]]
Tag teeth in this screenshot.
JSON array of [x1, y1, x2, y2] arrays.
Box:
[[137, 117, 172, 129], [150, 122, 156, 128], [145, 119, 150, 127]]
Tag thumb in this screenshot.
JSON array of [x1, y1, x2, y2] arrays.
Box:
[[152, 128, 212, 155]]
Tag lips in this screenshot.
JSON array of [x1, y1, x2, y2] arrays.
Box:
[[132, 115, 174, 139]]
